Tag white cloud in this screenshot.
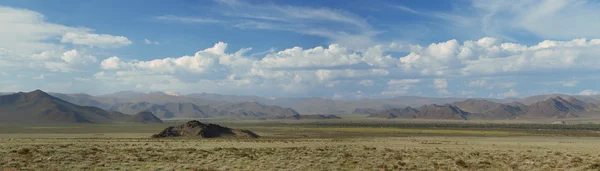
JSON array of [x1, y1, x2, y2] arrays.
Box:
[[579, 89, 599, 96], [0, 5, 128, 75], [144, 39, 160, 45], [468, 79, 487, 87], [460, 91, 476, 95], [100, 56, 123, 70], [94, 37, 600, 98], [499, 89, 519, 98], [61, 32, 132, 48], [381, 79, 421, 96], [74, 77, 91, 81], [358, 80, 374, 86], [433, 78, 448, 89], [60, 50, 97, 64], [32, 74, 44, 79], [214, 0, 376, 47], [433, 78, 450, 95], [399, 37, 600, 77], [470, 0, 600, 40], [562, 80, 579, 87]]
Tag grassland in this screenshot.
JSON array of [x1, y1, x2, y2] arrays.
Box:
[[2, 119, 600, 170]]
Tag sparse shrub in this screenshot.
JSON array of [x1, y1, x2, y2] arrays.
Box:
[[588, 163, 600, 169], [455, 159, 468, 168], [554, 151, 563, 156], [17, 148, 31, 155], [571, 156, 583, 163]]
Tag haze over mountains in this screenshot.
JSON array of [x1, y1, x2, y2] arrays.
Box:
[[3, 90, 600, 122]]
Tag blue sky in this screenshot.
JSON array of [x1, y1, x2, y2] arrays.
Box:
[[1, 0, 600, 99]]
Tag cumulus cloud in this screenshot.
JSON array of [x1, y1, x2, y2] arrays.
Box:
[[399, 37, 600, 77], [94, 37, 600, 98], [100, 56, 122, 70], [0, 6, 129, 75], [579, 89, 599, 96]]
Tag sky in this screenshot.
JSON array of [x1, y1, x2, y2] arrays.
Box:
[[1, 0, 600, 100]]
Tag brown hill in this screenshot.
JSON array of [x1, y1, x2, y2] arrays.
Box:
[[110, 102, 219, 118], [368, 107, 419, 119], [297, 114, 341, 120], [352, 108, 379, 115], [475, 105, 524, 119], [453, 99, 502, 113], [217, 102, 300, 118], [0, 90, 162, 124], [416, 104, 469, 120], [152, 120, 258, 138], [129, 111, 164, 124], [525, 96, 585, 118]]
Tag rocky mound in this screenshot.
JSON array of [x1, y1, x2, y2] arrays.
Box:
[[152, 120, 259, 138]]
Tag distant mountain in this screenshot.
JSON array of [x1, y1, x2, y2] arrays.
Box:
[[524, 96, 586, 118], [367, 105, 468, 120], [479, 105, 524, 119], [42, 90, 600, 117], [0, 90, 162, 124], [352, 108, 379, 115], [99, 90, 150, 98], [128, 111, 164, 124], [218, 102, 300, 118], [186, 93, 264, 102], [49, 93, 110, 109], [512, 94, 600, 105], [109, 102, 218, 118], [453, 99, 502, 113], [368, 107, 419, 119], [108, 101, 300, 119], [296, 114, 341, 120], [416, 104, 469, 120]]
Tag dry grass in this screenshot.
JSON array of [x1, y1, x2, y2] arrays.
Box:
[[2, 121, 600, 170], [1, 135, 600, 170]]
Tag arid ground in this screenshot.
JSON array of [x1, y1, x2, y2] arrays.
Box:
[[2, 120, 600, 170]]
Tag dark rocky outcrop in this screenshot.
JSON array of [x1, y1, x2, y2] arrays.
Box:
[[152, 120, 259, 138]]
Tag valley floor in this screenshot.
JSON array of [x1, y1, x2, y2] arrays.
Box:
[[2, 121, 600, 170]]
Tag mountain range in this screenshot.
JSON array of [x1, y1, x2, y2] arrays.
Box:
[[365, 96, 600, 120], [0, 90, 163, 124], [5, 90, 600, 121]]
